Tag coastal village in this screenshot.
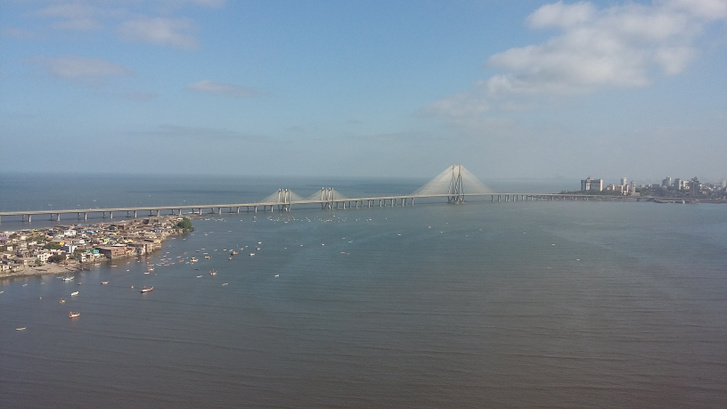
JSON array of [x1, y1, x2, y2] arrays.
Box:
[[0, 216, 192, 278]]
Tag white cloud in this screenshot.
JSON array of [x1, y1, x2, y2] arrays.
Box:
[[33, 56, 132, 84], [185, 80, 260, 97], [423, 92, 490, 118], [25, 1, 225, 48], [526, 1, 596, 29], [428, 0, 727, 121], [665, 0, 727, 21], [119, 17, 199, 50], [35, 2, 124, 31]]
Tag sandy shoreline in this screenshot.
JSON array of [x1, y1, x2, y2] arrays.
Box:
[[0, 259, 98, 279]]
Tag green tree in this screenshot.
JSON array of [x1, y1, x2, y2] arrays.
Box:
[[48, 254, 66, 263], [176, 218, 194, 233]]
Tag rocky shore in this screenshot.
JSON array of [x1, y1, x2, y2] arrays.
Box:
[[0, 216, 192, 279]]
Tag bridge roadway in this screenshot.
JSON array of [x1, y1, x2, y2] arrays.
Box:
[[0, 192, 621, 224]]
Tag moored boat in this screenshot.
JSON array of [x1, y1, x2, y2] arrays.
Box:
[[70, 291, 79, 297], [140, 286, 154, 293], [209, 269, 217, 276]]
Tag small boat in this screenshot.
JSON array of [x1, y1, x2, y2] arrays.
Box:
[[140, 286, 154, 294], [100, 281, 109, 285], [70, 291, 79, 297], [249, 253, 255, 257], [209, 270, 217, 276], [16, 327, 27, 331], [230, 251, 239, 256], [62, 277, 74, 282], [69, 311, 80, 319], [59, 299, 66, 304]]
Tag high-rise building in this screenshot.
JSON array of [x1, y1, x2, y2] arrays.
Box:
[[581, 177, 603, 192], [689, 177, 701, 196]]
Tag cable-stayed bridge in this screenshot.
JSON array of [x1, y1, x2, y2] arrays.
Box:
[[0, 165, 594, 224]]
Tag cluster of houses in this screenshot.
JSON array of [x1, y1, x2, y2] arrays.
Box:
[[0, 216, 188, 275]]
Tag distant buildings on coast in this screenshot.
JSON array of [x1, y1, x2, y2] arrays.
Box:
[[579, 176, 727, 200]]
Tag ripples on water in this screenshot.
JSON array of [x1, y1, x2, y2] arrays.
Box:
[[1, 177, 726, 408]]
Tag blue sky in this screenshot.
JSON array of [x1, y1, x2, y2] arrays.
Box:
[[1, 0, 726, 183]]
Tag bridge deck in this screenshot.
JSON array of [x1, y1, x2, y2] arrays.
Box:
[[0, 192, 623, 223]]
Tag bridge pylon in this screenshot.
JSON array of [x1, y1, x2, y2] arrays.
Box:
[[320, 188, 334, 210], [277, 189, 292, 211], [447, 164, 465, 204]]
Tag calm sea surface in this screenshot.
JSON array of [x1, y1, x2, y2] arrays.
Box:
[[1, 174, 726, 408]]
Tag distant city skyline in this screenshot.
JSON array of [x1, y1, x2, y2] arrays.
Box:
[[1, 1, 726, 181]]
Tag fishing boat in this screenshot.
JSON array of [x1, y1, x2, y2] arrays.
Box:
[[140, 286, 154, 293], [70, 291, 79, 297], [69, 311, 80, 319]]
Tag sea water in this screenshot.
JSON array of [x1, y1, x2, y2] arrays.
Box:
[[1, 174, 726, 408]]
